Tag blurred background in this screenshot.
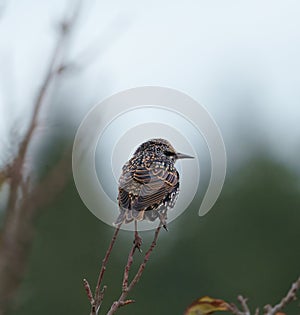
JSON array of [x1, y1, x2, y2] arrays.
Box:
[[0, 0, 300, 314]]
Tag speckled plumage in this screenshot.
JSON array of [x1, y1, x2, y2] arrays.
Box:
[[114, 138, 192, 227]]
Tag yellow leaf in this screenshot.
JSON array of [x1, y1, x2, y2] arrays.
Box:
[[184, 296, 229, 315]]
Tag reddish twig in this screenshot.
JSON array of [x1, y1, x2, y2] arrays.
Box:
[[106, 224, 162, 315], [84, 279, 95, 306], [119, 299, 135, 307], [84, 224, 121, 315], [122, 244, 136, 292], [94, 225, 121, 304], [127, 224, 162, 292]]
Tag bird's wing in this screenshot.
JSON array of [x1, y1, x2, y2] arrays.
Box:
[[118, 161, 179, 212], [118, 168, 135, 210]]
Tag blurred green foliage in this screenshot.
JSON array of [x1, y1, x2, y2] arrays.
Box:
[[10, 153, 300, 315]]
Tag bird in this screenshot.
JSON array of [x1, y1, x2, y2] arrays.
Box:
[[114, 138, 193, 248]]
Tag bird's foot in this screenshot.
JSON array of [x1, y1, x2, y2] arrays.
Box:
[[159, 212, 168, 231], [133, 232, 143, 253], [163, 223, 168, 231]]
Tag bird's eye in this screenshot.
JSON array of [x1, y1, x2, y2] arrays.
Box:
[[165, 151, 175, 156]]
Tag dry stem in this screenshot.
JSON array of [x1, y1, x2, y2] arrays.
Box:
[[228, 276, 300, 315], [263, 276, 300, 315], [84, 225, 122, 315], [0, 2, 82, 314], [106, 224, 162, 315]]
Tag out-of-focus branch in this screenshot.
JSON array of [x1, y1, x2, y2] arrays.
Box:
[[0, 2, 82, 314], [0, 164, 10, 188], [71, 14, 129, 71]]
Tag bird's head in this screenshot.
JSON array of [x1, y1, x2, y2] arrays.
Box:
[[134, 138, 194, 161]]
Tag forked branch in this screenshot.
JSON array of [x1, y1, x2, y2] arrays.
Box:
[[106, 224, 162, 315], [84, 223, 163, 315], [227, 276, 300, 315], [84, 224, 122, 315]]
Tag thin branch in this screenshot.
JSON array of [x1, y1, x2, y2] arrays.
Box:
[[254, 308, 260, 315], [128, 224, 162, 292], [84, 224, 121, 315], [228, 295, 251, 315], [227, 276, 300, 315], [238, 295, 251, 315], [122, 244, 136, 292], [228, 303, 246, 315], [83, 279, 95, 306], [94, 225, 122, 305], [106, 224, 162, 315], [263, 276, 300, 315]]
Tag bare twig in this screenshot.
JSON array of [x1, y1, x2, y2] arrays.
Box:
[[228, 295, 251, 315], [84, 279, 95, 306], [122, 243, 136, 292], [106, 224, 162, 315], [227, 276, 300, 315], [238, 295, 251, 315], [228, 302, 246, 315], [84, 224, 121, 315], [263, 276, 300, 315], [127, 224, 162, 292], [94, 225, 121, 306]]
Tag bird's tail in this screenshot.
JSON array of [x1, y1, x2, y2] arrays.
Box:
[[113, 209, 133, 225], [113, 209, 145, 226]]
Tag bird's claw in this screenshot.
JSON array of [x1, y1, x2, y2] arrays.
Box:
[[133, 233, 143, 253]]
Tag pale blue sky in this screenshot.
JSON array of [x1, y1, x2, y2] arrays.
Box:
[[0, 0, 300, 171]]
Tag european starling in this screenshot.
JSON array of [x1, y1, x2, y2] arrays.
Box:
[[114, 138, 193, 231]]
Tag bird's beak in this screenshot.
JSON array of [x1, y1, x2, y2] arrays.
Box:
[[176, 152, 194, 159]]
